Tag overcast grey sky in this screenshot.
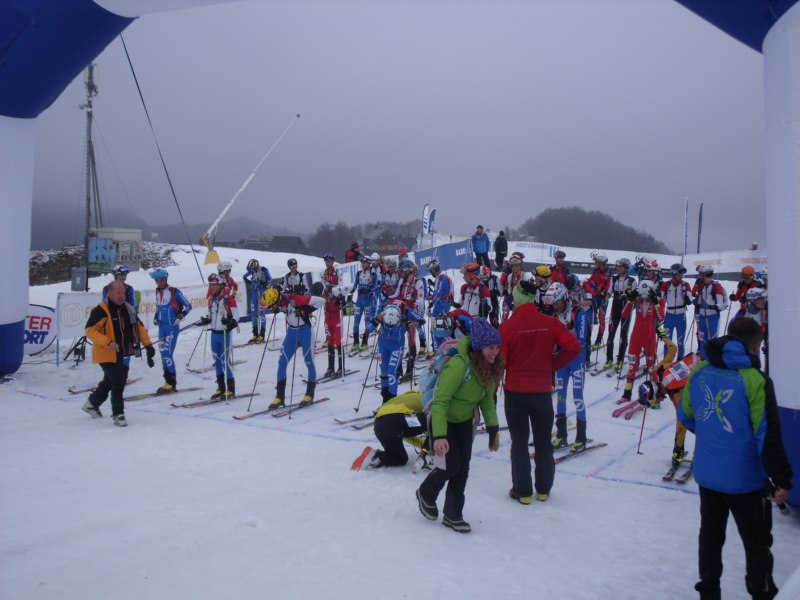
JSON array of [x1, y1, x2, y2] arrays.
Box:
[[32, 0, 765, 252]]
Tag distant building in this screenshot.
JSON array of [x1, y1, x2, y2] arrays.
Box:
[[233, 235, 309, 254]]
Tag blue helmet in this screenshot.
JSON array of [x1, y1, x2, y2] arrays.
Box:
[[399, 259, 414, 271], [112, 265, 130, 277], [150, 269, 168, 280]]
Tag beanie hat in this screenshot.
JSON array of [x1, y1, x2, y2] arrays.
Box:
[[512, 279, 537, 306], [470, 317, 501, 350]]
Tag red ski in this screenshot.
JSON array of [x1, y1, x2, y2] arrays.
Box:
[[351, 446, 375, 471]]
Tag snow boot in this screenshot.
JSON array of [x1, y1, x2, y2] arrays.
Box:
[[299, 382, 315, 408], [508, 488, 532, 505], [571, 419, 587, 453], [224, 378, 235, 399], [553, 414, 569, 449], [112, 414, 128, 427], [82, 399, 102, 419], [442, 515, 471, 533], [416, 488, 438, 520], [270, 380, 286, 409], [210, 374, 226, 399]]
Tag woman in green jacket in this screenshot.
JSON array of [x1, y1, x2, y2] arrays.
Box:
[[416, 317, 504, 533]]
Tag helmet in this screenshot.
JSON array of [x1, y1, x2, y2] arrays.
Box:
[[510, 251, 525, 261], [208, 273, 222, 285], [311, 281, 325, 296], [534, 265, 552, 279], [150, 269, 168, 280], [670, 263, 687, 275], [217, 261, 232, 273], [592, 252, 608, 264], [554, 250, 566, 260], [323, 253, 335, 262], [385, 258, 397, 268], [262, 287, 281, 308], [370, 252, 380, 262], [696, 264, 714, 275], [399, 259, 415, 271], [615, 258, 631, 269], [638, 381, 655, 406], [565, 273, 579, 291], [509, 256, 522, 267], [461, 262, 479, 274], [112, 265, 130, 277], [427, 258, 441, 273], [479, 265, 491, 281], [382, 304, 402, 327], [646, 260, 660, 271], [543, 283, 568, 306], [746, 288, 767, 302], [741, 265, 755, 277], [638, 279, 657, 296], [360, 255, 370, 264], [287, 258, 298, 268], [399, 246, 408, 255], [247, 259, 260, 271], [760, 267, 768, 280]]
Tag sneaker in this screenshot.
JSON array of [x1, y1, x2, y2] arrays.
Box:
[[269, 398, 285, 410], [81, 399, 102, 419], [603, 360, 613, 369], [508, 488, 532, 505], [442, 515, 471, 533], [156, 383, 176, 395], [416, 488, 438, 520], [298, 395, 313, 408], [536, 493, 549, 503], [112, 414, 127, 427]]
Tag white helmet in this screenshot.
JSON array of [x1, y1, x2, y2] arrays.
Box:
[[592, 251, 608, 264], [543, 283, 568, 306], [638, 279, 657, 296], [370, 252, 381, 262], [696, 264, 714, 275], [746, 288, 767, 302], [217, 261, 233, 273], [382, 304, 402, 327]]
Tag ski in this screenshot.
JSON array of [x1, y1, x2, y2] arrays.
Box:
[[186, 359, 247, 374], [232, 403, 287, 420], [271, 396, 331, 418], [351, 445, 375, 470], [126, 387, 203, 402], [613, 400, 640, 417], [675, 466, 694, 484], [475, 425, 509, 434], [532, 438, 593, 458], [624, 404, 644, 420], [606, 367, 624, 378], [302, 369, 360, 385], [554, 442, 608, 464], [351, 419, 375, 430], [316, 341, 353, 355], [172, 392, 259, 409], [68, 377, 142, 394], [334, 414, 375, 425], [662, 464, 681, 482]]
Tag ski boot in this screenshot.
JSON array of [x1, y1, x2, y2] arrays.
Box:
[[553, 414, 569, 449], [614, 360, 624, 372], [156, 370, 177, 395], [210, 374, 226, 399], [603, 360, 613, 370], [536, 493, 549, 503], [571, 419, 587, 453], [224, 378, 235, 399], [672, 445, 687, 466], [508, 488, 532, 505], [299, 382, 315, 408], [360, 333, 370, 352], [248, 333, 260, 344], [323, 368, 336, 379], [269, 380, 286, 410]]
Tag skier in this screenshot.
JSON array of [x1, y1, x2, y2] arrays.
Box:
[[426, 258, 453, 357], [459, 262, 491, 320], [549, 250, 569, 284], [479, 265, 501, 327], [546, 283, 592, 452], [102, 265, 136, 308], [617, 279, 665, 404], [199, 274, 239, 399], [370, 390, 428, 468], [397, 246, 409, 263], [389, 259, 428, 379], [243, 258, 272, 343], [82, 280, 155, 427], [602, 258, 635, 372], [499, 255, 527, 321], [470, 224, 491, 269], [350, 256, 378, 353], [368, 302, 423, 402], [344, 241, 361, 263], [729, 265, 764, 318], [151, 269, 192, 395], [261, 287, 327, 409], [493, 230, 508, 270], [283, 258, 307, 295], [739, 287, 769, 372], [320, 253, 345, 377], [532, 265, 552, 309], [659, 263, 693, 359], [586, 252, 612, 351], [691, 264, 728, 361], [216, 261, 238, 293]]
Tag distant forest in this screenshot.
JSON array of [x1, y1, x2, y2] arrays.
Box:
[[519, 207, 672, 254]]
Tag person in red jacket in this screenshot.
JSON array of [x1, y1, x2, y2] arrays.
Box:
[[729, 265, 764, 318], [499, 279, 581, 504], [618, 279, 664, 403]]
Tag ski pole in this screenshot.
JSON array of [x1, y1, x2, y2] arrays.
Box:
[[636, 406, 648, 454], [723, 302, 733, 335], [355, 327, 380, 412], [185, 325, 206, 367], [287, 334, 299, 420], [246, 328, 271, 412]]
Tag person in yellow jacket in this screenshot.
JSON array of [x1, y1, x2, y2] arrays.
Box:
[[370, 390, 428, 468], [416, 317, 504, 533], [82, 281, 155, 427]]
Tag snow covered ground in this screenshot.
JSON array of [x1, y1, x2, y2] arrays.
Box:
[[3, 246, 798, 600]]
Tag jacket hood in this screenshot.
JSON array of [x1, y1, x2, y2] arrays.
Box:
[[705, 335, 760, 370]]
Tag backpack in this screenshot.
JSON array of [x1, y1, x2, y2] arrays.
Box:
[[419, 338, 470, 412]]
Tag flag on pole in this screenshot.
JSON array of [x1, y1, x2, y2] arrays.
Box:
[[683, 196, 689, 256], [429, 208, 437, 233], [422, 204, 430, 234], [696, 203, 704, 254]]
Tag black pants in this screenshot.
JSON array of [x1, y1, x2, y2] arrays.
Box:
[[419, 419, 474, 520], [605, 302, 631, 363], [505, 390, 554, 496], [373, 412, 426, 466], [495, 253, 506, 270], [89, 362, 129, 417], [475, 253, 491, 269], [697, 486, 777, 599]]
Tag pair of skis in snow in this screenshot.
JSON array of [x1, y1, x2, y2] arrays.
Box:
[[612, 399, 645, 420], [232, 397, 331, 420]]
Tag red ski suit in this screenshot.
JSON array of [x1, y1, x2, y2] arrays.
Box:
[[621, 295, 661, 385]]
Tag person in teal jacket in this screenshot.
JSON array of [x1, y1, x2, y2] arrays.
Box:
[[678, 317, 792, 600], [415, 317, 503, 533]]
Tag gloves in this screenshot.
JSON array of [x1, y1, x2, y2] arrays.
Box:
[[566, 321, 575, 331], [728, 293, 737, 302], [175, 313, 185, 322], [226, 318, 238, 332], [145, 345, 156, 368], [199, 316, 211, 326], [153, 316, 159, 326], [487, 426, 500, 452]]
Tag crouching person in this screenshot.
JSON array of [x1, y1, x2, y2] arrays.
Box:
[[370, 390, 428, 468]]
